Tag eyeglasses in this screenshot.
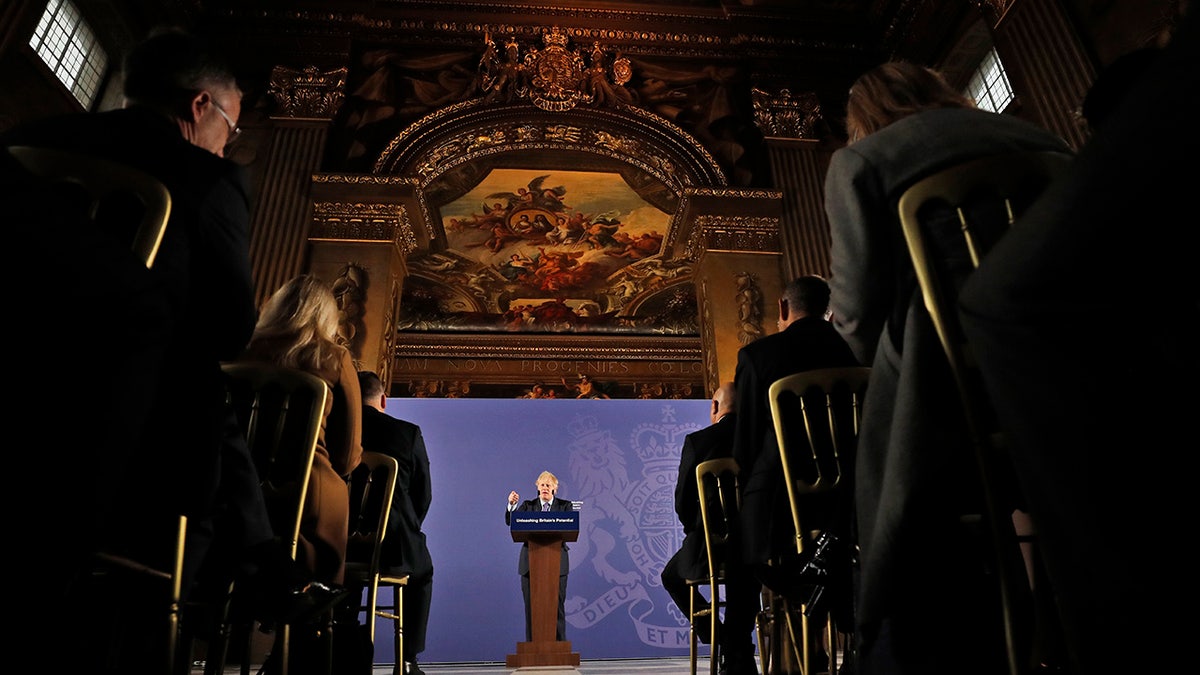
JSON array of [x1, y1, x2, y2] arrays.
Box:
[[211, 99, 242, 142]]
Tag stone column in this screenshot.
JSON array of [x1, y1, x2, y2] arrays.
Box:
[[308, 175, 431, 386], [672, 188, 783, 395], [752, 87, 836, 280], [248, 65, 349, 306]]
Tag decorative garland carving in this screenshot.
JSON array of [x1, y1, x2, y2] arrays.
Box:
[[701, 277, 719, 394], [408, 122, 690, 192], [374, 98, 726, 188], [312, 174, 420, 185], [750, 87, 824, 139], [311, 202, 418, 255], [734, 271, 765, 346], [332, 263, 367, 352], [685, 187, 779, 199], [267, 65, 348, 119]]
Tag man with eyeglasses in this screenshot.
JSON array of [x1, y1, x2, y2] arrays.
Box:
[[4, 26, 335, 675]]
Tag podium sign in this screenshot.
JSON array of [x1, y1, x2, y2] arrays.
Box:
[[507, 510, 581, 668], [509, 511, 580, 533]]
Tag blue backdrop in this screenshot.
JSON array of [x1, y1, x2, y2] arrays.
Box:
[[365, 397, 713, 664]]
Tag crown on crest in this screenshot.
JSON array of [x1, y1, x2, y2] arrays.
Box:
[[542, 26, 570, 48], [568, 414, 599, 438], [632, 424, 678, 465]]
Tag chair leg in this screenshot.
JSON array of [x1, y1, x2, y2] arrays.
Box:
[[708, 583, 720, 675], [689, 585, 699, 675], [395, 584, 404, 671], [755, 588, 773, 675], [779, 599, 804, 673]]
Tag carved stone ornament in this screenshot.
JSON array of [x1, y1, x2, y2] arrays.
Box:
[[267, 65, 348, 120], [477, 27, 634, 112], [750, 87, 824, 139], [310, 202, 417, 255]]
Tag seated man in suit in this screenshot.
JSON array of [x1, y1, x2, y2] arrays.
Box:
[[505, 471, 572, 641], [354, 371, 434, 675], [731, 275, 860, 675], [660, 382, 748, 651]]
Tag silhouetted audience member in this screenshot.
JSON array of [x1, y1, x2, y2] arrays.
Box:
[[823, 61, 1072, 675], [731, 275, 859, 675], [354, 370, 434, 675], [3, 27, 313, 674], [957, 5, 1198, 674], [661, 383, 743, 651]]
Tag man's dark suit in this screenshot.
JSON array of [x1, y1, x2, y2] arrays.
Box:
[[661, 413, 761, 655], [731, 315, 859, 568], [505, 496, 572, 641], [358, 404, 433, 661], [664, 414, 736, 593], [5, 106, 260, 590]]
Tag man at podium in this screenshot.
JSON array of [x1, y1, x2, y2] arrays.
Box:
[[506, 470, 572, 641]]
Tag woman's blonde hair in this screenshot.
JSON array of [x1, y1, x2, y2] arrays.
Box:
[[247, 274, 341, 374], [844, 60, 975, 143]]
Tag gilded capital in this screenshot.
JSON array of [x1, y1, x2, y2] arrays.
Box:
[[268, 65, 348, 120]]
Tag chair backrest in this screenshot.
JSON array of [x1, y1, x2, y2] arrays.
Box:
[[345, 451, 399, 643], [696, 457, 741, 583], [897, 149, 1070, 675], [346, 451, 399, 576], [898, 149, 1070, 391], [770, 366, 871, 556], [92, 514, 188, 675], [221, 362, 329, 558], [7, 145, 171, 268], [347, 451, 399, 568]]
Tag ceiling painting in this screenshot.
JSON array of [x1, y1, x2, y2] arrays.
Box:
[[399, 167, 696, 335]]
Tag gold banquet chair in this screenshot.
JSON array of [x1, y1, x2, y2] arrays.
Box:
[[7, 145, 170, 268], [690, 457, 742, 675], [343, 451, 400, 659], [897, 149, 1071, 675], [770, 366, 871, 675], [205, 362, 330, 675]]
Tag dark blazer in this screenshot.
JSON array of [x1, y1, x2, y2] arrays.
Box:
[[824, 106, 1072, 672], [673, 413, 737, 581], [5, 106, 258, 583], [360, 404, 433, 577], [505, 496, 572, 576], [731, 316, 859, 566]]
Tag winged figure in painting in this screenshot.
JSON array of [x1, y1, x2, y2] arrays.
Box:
[[486, 174, 568, 213]]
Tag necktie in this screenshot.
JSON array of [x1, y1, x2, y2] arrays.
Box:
[[542, 502, 550, 512]]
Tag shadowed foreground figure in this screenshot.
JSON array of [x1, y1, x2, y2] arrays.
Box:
[[958, 6, 1199, 673], [823, 60, 1071, 675]]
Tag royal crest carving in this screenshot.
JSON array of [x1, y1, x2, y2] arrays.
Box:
[[477, 27, 634, 112]]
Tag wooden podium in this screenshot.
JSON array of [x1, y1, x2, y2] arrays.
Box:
[[507, 511, 581, 668]]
